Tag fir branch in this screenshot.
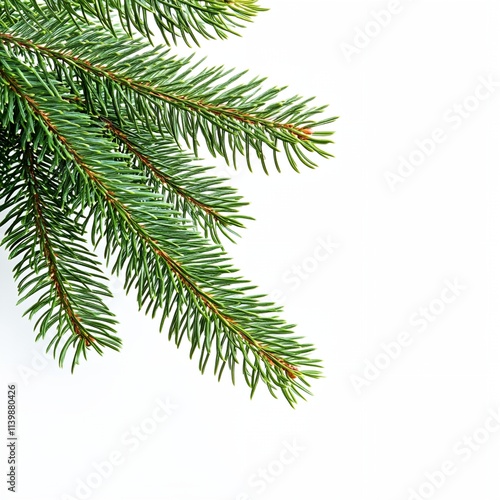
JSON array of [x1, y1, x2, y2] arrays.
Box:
[[0, 56, 321, 404], [0, 1, 334, 404], [0, 137, 120, 370], [101, 115, 250, 242], [9, 0, 264, 45], [0, 19, 337, 173]]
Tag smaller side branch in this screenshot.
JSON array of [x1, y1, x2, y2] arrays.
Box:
[[22, 144, 96, 350], [101, 117, 237, 229]]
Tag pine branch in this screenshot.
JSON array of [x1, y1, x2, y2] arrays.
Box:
[[0, 136, 120, 370], [2, 0, 263, 45], [0, 54, 321, 404], [0, 1, 334, 404], [100, 115, 250, 243], [1, 18, 337, 173]]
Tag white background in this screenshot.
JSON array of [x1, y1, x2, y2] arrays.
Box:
[[1, 0, 500, 499]]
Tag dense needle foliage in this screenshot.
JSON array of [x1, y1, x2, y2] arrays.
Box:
[[0, 0, 336, 405]]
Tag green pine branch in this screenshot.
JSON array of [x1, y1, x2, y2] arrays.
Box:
[[0, 1, 335, 405], [0, 138, 120, 371], [100, 115, 250, 242], [0, 17, 335, 173], [3, 0, 263, 45]]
